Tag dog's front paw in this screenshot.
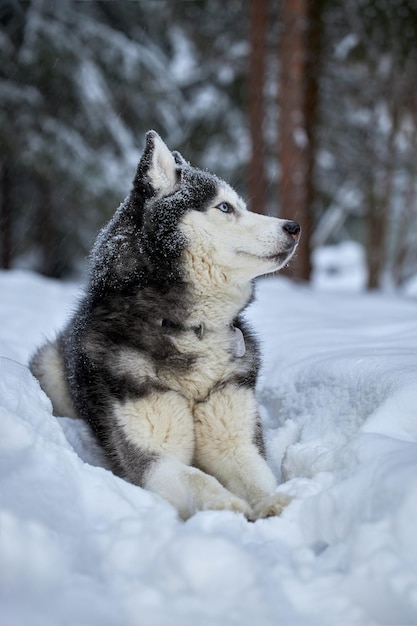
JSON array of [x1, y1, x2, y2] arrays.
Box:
[[251, 492, 292, 520], [204, 493, 253, 519]]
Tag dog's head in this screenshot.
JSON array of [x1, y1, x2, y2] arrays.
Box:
[[132, 131, 300, 289]]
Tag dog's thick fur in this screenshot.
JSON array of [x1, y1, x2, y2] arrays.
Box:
[[30, 131, 300, 520]]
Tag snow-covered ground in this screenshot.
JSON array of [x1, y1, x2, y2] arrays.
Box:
[[1, 254, 417, 626]]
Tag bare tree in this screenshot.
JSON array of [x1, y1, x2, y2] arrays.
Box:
[[248, 0, 267, 214], [0, 164, 12, 270], [322, 1, 417, 290], [278, 0, 320, 281]]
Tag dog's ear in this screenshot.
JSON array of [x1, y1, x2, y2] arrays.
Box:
[[135, 131, 178, 197]]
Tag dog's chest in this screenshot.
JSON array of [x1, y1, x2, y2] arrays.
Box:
[[160, 328, 249, 401]]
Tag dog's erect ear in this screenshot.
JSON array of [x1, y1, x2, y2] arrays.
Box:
[[137, 130, 178, 196]]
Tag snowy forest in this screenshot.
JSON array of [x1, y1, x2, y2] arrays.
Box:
[[2, 3, 417, 625], [1, 0, 417, 289]]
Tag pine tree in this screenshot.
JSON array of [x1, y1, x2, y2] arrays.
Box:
[[0, 0, 249, 276]]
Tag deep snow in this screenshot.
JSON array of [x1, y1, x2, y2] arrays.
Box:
[[1, 260, 417, 626]]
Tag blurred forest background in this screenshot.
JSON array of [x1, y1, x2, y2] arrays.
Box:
[[1, 0, 417, 289]]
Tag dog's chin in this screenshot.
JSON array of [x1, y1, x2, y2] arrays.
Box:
[[260, 244, 298, 271], [236, 243, 298, 277]]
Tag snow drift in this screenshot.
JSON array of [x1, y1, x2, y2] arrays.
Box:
[[1, 269, 417, 626]]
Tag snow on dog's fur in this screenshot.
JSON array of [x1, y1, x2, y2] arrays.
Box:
[[30, 131, 301, 520]]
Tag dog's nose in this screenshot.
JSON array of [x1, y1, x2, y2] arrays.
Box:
[[283, 221, 301, 241]]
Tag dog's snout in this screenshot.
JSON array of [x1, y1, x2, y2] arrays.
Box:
[[283, 220, 301, 241]]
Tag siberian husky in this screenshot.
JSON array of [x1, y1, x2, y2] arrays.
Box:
[[30, 131, 300, 520]]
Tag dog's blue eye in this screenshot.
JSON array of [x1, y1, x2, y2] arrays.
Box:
[[217, 202, 233, 214]]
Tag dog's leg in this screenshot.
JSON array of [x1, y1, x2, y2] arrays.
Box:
[[193, 385, 291, 519], [145, 456, 253, 520], [113, 391, 252, 520]]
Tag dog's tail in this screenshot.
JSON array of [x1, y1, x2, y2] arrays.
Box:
[[29, 340, 77, 419]]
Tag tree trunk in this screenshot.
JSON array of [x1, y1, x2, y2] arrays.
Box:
[[366, 102, 398, 289], [0, 163, 12, 269], [248, 0, 267, 214], [392, 122, 417, 286], [278, 0, 320, 280], [37, 177, 62, 278]]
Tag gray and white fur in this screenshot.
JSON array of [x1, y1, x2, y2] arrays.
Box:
[[30, 131, 301, 520]]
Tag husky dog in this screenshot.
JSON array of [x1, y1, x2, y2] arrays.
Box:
[[30, 131, 300, 520]]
